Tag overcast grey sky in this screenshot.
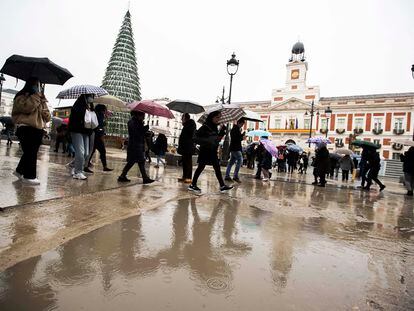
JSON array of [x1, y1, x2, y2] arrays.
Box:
[[1, 0, 413, 107]]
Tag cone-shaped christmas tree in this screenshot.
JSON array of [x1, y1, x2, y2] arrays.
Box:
[[102, 10, 141, 103]]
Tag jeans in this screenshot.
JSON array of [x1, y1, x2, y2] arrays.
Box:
[[225, 151, 243, 178], [156, 155, 165, 166], [71, 133, 89, 174], [16, 126, 43, 179]]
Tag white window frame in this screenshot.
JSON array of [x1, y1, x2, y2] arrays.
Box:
[[354, 117, 364, 129], [394, 117, 404, 130], [274, 118, 281, 129], [304, 118, 311, 130], [373, 118, 383, 130], [336, 118, 346, 130], [321, 118, 328, 129]]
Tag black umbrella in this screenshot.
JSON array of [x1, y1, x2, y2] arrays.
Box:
[[0, 55, 73, 85]]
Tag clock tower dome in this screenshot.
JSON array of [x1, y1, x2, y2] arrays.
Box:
[[286, 41, 308, 89]]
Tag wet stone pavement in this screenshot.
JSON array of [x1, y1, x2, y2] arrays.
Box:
[[0, 144, 413, 310]]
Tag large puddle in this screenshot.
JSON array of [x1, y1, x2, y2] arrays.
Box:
[[1, 193, 413, 310]]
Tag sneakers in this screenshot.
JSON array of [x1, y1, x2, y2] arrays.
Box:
[[13, 171, 23, 180], [379, 185, 386, 192], [84, 167, 94, 174], [220, 185, 234, 192], [73, 173, 87, 180], [143, 178, 155, 184], [22, 178, 41, 185], [233, 177, 241, 183], [188, 184, 201, 194], [224, 176, 233, 182], [117, 176, 131, 182], [103, 167, 113, 172], [262, 178, 269, 182]]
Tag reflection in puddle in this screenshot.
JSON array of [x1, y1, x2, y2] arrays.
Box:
[[0, 196, 413, 310]]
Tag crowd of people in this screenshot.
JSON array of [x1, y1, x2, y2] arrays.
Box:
[[5, 79, 414, 196]]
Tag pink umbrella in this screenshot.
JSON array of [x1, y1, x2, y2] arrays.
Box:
[[260, 139, 278, 158], [128, 100, 174, 119]]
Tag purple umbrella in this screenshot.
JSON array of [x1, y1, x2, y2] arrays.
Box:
[[260, 139, 278, 158]]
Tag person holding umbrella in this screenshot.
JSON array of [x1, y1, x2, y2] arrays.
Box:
[[225, 118, 246, 183], [118, 111, 154, 184], [12, 77, 50, 184], [189, 110, 233, 194], [339, 154, 354, 182], [87, 104, 113, 172], [153, 133, 168, 168], [364, 150, 386, 192], [314, 142, 330, 187], [177, 113, 196, 183], [68, 94, 97, 180]]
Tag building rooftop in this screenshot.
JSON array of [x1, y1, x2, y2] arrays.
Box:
[[2, 89, 18, 95], [320, 92, 414, 101]]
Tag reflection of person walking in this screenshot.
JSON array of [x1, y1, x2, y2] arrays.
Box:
[[189, 111, 233, 194], [400, 146, 414, 196], [12, 77, 51, 185], [364, 151, 385, 192], [225, 118, 245, 183], [118, 111, 154, 184], [177, 113, 196, 183]]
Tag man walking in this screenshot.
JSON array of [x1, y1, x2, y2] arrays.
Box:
[[225, 118, 245, 183]]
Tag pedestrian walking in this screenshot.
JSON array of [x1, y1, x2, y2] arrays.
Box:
[[286, 151, 297, 174], [339, 154, 354, 182], [177, 113, 196, 183], [400, 146, 414, 196], [68, 94, 97, 180], [144, 131, 154, 163], [246, 143, 256, 169], [5, 122, 14, 146], [87, 104, 113, 172], [364, 151, 386, 192], [188, 111, 233, 194], [314, 143, 330, 187], [259, 137, 273, 182], [359, 148, 370, 188], [153, 133, 168, 168], [54, 123, 67, 153], [12, 77, 51, 184], [255, 143, 265, 179], [225, 119, 245, 183], [118, 111, 154, 184]]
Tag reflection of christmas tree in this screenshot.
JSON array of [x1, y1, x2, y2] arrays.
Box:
[[102, 10, 141, 103]]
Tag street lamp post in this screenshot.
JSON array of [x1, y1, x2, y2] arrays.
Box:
[[0, 74, 5, 115], [305, 100, 319, 147], [221, 53, 239, 164], [324, 106, 332, 138]]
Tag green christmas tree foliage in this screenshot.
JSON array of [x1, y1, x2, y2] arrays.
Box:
[[102, 10, 141, 103]]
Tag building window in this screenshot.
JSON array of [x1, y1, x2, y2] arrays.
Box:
[[261, 120, 268, 130], [151, 120, 154, 126], [394, 118, 404, 130], [337, 118, 346, 129], [156, 120, 159, 126], [304, 118, 310, 129], [354, 118, 364, 129], [274, 119, 281, 129], [373, 139, 380, 145], [167, 121, 170, 127], [373, 118, 383, 130], [392, 153, 401, 160]]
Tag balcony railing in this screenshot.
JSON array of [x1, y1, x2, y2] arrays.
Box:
[[335, 128, 345, 134], [393, 128, 405, 135], [372, 128, 383, 135], [353, 128, 363, 134], [320, 128, 328, 134], [392, 143, 403, 150], [335, 142, 344, 148], [268, 128, 315, 134]]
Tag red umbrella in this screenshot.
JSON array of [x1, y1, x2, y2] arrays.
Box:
[[128, 100, 174, 119], [62, 117, 69, 124]]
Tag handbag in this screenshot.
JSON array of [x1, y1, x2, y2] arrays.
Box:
[[84, 110, 99, 129]]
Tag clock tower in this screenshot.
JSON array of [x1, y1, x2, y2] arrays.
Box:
[[285, 41, 308, 90]]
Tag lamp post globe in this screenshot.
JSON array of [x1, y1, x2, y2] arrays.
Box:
[[411, 64, 414, 79]]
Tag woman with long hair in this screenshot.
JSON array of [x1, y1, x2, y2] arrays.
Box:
[[12, 77, 50, 185], [189, 110, 233, 194]]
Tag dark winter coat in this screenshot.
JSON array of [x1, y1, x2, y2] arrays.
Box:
[[127, 116, 148, 163], [229, 124, 244, 152], [177, 119, 196, 155], [94, 107, 106, 138], [68, 96, 93, 135], [339, 155, 354, 171], [194, 121, 225, 165], [153, 134, 168, 156], [400, 147, 414, 175], [315, 146, 330, 173], [261, 147, 272, 170]]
